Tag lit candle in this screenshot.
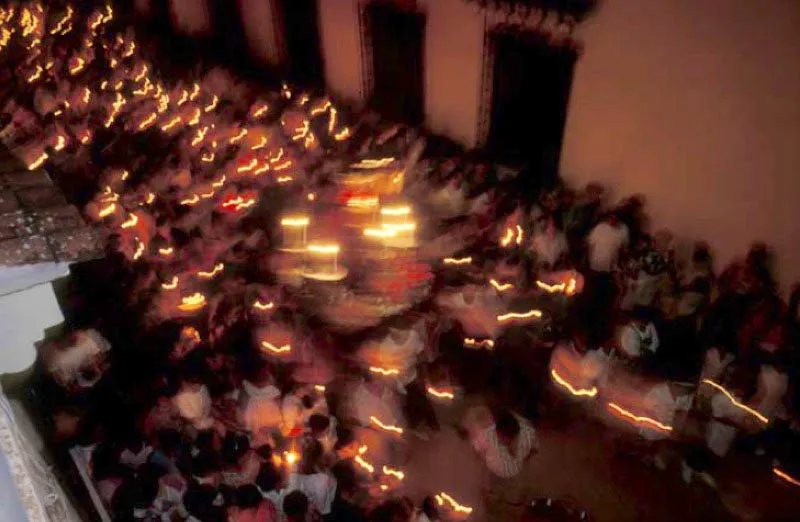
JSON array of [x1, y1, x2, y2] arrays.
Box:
[[306, 243, 341, 276], [280, 216, 310, 249]]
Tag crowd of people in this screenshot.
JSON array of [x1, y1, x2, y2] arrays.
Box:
[[1, 2, 798, 522]]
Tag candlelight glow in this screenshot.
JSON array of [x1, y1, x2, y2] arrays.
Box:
[[500, 227, 514, 247], [489, 279, 513, 292], [346, 195, 380, 209], [178, 293, 207, 312], [253, 104, 269, 118], [701, 379, 769, 424], [773, 467, 800, 488], [161, 116, 182, 132], [204, 95, 218, 113], [197, 263, 224, 279], [230, 128, 248, 144], [497, 309, 543, 323], [435, 492, 473, 515], [608, 402, 673, 433], [284, 451, 299, 466], [180, 195, 200, 206], [551, 369, 598, 398], [426, 387, 455, 400], [382, 466, 405, 481], [516, 225, 524, 245], [237, 158, 258, 173], [28, 151, 48, 170], [334, 127, 351, 141], [443, 257, 472, 265], [253, 300, 275, 311], [369, 416, 403, 434], [161, 277, 178, 290], [221, 195, 257, 211], [536, 280, 566, 293], [380, 206, 411, 216], [308, 244, 340, 254], [158, 247, 174, 256], [463, 338, 495, 349], [120, 213, 139, 229], [281, 217, 310, 227], [369, 367, 400, 376], [251, 137, 268, 150], [261, 341, 291, 354]]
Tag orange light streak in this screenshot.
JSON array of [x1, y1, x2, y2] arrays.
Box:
[[178, 293, 207, 312], [26, 65, 43, 83], [98, 203, 116, 218], [516, 225, 524, 245], [197, 263, 224, 279], [382, 466, 404, 481], [137, 112, 157, 131], [132, 238, 145, 260], [277, 176, 293, 183], [701, 379, 769, 424], [773, 467, 800, 488], [435, 493, 473, 515], [500, 227, 514, 247], [443, 257, 472, 265], [189, 83, 200, 101], [83, 88, 91, 104], [177, 90, 188, 106], [251, 137, 268, 150], [253, 104, 269, 118], [230, 128, 248, 144], [608, 402, 673, 433], [120, 213, 139, 229], [426, 387, 455, 400], [204, 95, 218, 113], [253, 300, 274, 311], [134, 64, 148, 82], [261, 341, 291, 354], [201, 152, 215, 163], [145, 193, 156, 204], [190, 127, 208, 147], [536, 280, 567, 294], [161, 116, 182, 132], [310, 101, 331, 116], [369, 367, 399, 377], [463, 338, 495, 349], [352, 158, 395, 169], [27, 152, 48, 170], [187, 108, 201, 126], [497, 309, 543, 323], [53, 135, 67, 152], [180, 195, 200, 206], [551, 369, 598, 398], [158, 247, 174, 256], [237, 158, 258, 173], [211, 176, 226, 188], [328, 107, 337, 134], [369, 416, 403, 435], [291, 120, 310, 141], [161, 277, 178, 290], [334, 127, 351, 141], [354, 455, 375, 474], [490, 279, 513, 292]]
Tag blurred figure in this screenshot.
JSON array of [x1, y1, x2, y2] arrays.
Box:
[[618, 307, 660, 367]]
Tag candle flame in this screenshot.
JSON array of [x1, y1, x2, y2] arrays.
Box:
[[702, 379, 769, 424], [369, 416, 403, 434], [346, 196, 379, 209], [253, 104, 269, 118], [261, 341, 291, 354], [352, 158, 394, 169], [161, 277, 178, 290], [328, 107, 337, 133], [608, 402, 673, 433], [161, 116, 182, 131], [251, 137, 268, 150], [516, 225, 524, 245], [497, 309, 543, 323], [435, 492, 473, 515], [443, 257, 472, 265], [98, 203, 116, 218], [253, 300, 274, 311], [382, 466, 405, 480], [380, 206, 411, 216], [178, 293, 207, 312], [180, 195, 200, 206], [354, 455, 375, 474], [463, 338, 495, 349], [132, 238, 145, 260], [204, 95, 218, 113], [281, 217, 310, 227], [369, 367, 399, 376], [237, 158, 258, 173], [426, 387, 455, 400], [230, 128, 248, 144], [489, 279, 513, 292], [773, 467, 800, 488], [137, 112, 157, 130], [551, 369, 598, 398], [27, 151, 48, 170], [536, 280, 566, 294], [158, 247, 174, 256], [197, 263, 224, 279], [120, 213, 139, 228], [334, 127, 351, 141], [284, 451, 299, 465], [500, 227, 514, 247]]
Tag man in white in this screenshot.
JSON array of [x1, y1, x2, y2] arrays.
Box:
[[472, 409, 537, 521], [587, 214, 629, 273], [618, 308, 660, 360]]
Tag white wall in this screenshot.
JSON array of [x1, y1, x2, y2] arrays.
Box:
[[424, 0, 484, 147], [562, 0, 800, 290], [239, 0, 284, 66], [318, 0, 365, 106]]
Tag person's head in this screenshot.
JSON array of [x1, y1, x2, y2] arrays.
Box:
[[156, 429, 183, 458], [184, 483, 224, 522], [191, 451, 221, 486], [283, 490, 309, 522], [368, 499, 412, 522], [630, 306, 652, 329], [334, 426, 359, 458], [308, 414, 330, 437], [692, 242, 712, 270], [300, 439, 323, 474], [421, 496, 440, 521], [256, 464, 282, 493], [233, 485, 263, 510], [255, 444, 273, 461], [222, 432, 250, 465], [494, 410, 520, 447]]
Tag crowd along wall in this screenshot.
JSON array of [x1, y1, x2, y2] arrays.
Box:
[[561, 0, 800, 291]]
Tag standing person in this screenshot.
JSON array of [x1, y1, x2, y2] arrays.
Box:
[[530, 215, 568, 272], [287, 441, 337, 517], [472, 409, 538, 521], [584, 214, 629, 344], [617, 307, 660, 369]]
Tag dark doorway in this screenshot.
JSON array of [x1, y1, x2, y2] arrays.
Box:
[[209, 0, 251, 71], [277, 0, 324, 88], [486, 30, 577, 190], [364, 3, 425, 124]]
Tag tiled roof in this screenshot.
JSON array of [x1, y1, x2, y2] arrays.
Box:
[[0, 149, 103, 268]]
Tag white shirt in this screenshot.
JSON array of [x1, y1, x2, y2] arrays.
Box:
[[619, 323, 659, 358], [531, 230, 567, 268], [287, 472, 337, 515], [472, 416, 537, 478], [587, 222, 629, 272], [639, 383, 692, 441], [172, 384, 212, 428]]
